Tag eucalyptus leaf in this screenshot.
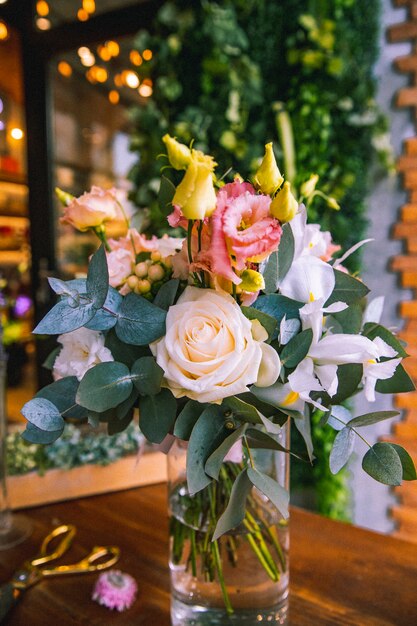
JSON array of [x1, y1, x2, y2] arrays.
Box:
[[158, 175, 176, 214], [330, 303, 362, 334], [277, 222, 295, 283], [76, 362, 133, 412], [212, 470, 252, 541], [85, 287, 121, 331], [174, 400, 207, 440], [205, 424, 247, 479], [86, 245, 108, 309], [262, 249, 279, 295], [325, 269, 369, 306], [252, 294, 303, 326], [153, 278, 180, 311], [48, 277, 79, 299], [329, 427, 355, 474], [36, 376, 87, 420], [139, 388, 177, 443], [107, 409, 134, 435], [22, 422, 64, 445], [387, 443, 417, 481], [21, 398, 64, 432], [280, 328, 313, 368], [42, 346, 61, 370], [131, 356, 164, 395], [116, 388, 139, 420], [327, 405, 351, 431], [375, 364, 415, 394], [362, 442, 403, 486], [115, 292, 167, 345], [241, 306, 277, 342], [279, 316, 301, 345], [33, 298, 96, 335], [348, 410, 399, 428], [187, 405, 230, 495], [222, 396, 262, 425], [237, 391, 287, 421], [105, 329, 151, 368], [247, 467, 289, 519], [294, 412, 314, 462]]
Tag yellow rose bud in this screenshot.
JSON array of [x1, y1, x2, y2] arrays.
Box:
[[327, 196, 340, 210], [55, 187, 74, 207], [172, 149, 217, 219], [300, 174, 319, 198], [162, 134, 191, 170], [270, 181, 298, 223], [239, 269, 265, 293], [253, 142, 284, 195]]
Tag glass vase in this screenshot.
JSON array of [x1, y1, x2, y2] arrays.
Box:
[[168, 421, 290, 626]]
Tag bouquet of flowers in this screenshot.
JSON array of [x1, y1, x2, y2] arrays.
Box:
[[21, 137, 415, 617]]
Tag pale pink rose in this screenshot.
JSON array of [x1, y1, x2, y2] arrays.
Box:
[[106, 247, 133, 288], [60, 186, 119, 232], [211, 182, 282, 284]]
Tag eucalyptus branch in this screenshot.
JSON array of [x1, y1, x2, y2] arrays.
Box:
[[329, 414, 373, 448]]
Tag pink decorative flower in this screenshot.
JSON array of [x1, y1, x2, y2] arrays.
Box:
[[106, 247, 133, 288], [210, 182, 282, 284], [60, 186, 119, 232], [92, 570, 137, 612]]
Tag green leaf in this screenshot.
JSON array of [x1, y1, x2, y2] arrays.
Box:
[[247, 467, 289, 519], [245, 428, 306, 461], [115, 292, 167, 345], [212, 470, 252, 541], [86, 245, 108, 309], [153, 279, 180, 311], [241, 306, 277, 342], [329, 427, 355, 474], [205, 424, 247, 479], [33, 299, 96, 335], [252, 294, 303, 326], [48, 277, 79, 299], [131, 356, 164, 395], [107, 409, 134, 435], [139, 388, 177, 444], [36, 376, 87, 420], [263, 223, 294, 293], [21, 398, 64, 432], [280, 328, 313, 368], [174, 400, 206, 440], [294, 413, 314, 462], [325, 269, 369, 306], [362, 442, 403, 486], [362, 322, 408, 358], [22, 422, 63, 445], [105, 329, 151, 368], [187, 405, 230, 495], [85, 287, 121, 331], [330, 303, 362, 334], [279, 316, 301, 345], [388, 444, 417, 481], [348, 410, 399, 428], [375, 364, 415, 394], [222, 396, 262, 425], [237, 392, 287, 421], [116, 388, 139, 420], [158, 175, 176, 214], [42, 346, 61, 370], [263, 250, 279, 295], [76, 362, 133, 412]]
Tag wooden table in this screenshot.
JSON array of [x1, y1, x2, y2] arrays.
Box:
[[1, 484, 416, 625]]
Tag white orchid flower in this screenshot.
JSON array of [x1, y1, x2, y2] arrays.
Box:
[[362, 337, 401, 401], [290, 206, 336, 260], [300, 298, 347, 344]]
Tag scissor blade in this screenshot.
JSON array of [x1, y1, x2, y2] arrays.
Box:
[[0, 582, 23, 624]]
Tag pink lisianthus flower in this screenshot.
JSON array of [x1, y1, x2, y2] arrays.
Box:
[[106, 229, 158, 290], [210, 181, 282, 284], [60, 186, 119, 232], [171, 220, 212, 281]]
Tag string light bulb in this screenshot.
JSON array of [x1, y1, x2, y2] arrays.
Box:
[[0, 21, 9, 40], [36, 1, 49, 16], [130, 50, 143, 66], [108, 90, 120, 105], [123, 71, 139, 89], [83, 0, 95, 13], [57, 61, 72, 77], [10, 128, 24, 140], [36, 17, 51, 30], [142, 49, 153, 61], [77, 8, 89, 21]]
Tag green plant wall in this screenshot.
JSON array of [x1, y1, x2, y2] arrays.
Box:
[[128, 0, 385, 520]]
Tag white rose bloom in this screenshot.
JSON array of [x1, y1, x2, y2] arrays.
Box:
[[53, 327, 114, 381], [150, 286, 280, 403]]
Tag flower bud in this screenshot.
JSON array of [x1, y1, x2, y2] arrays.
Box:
[[151, 250, 161, 262], [327, 196, 340, 210], [253, 143, 284, 195], [127, 275, 139, 290], [172, 149, 217, 219], [55, 187, 74, 207], [136, 279, 151, 294], [162, 134, 191, 170], [270, 181, 298, 223], [239, 269, 265, 293], [300, 174, 319, 198]]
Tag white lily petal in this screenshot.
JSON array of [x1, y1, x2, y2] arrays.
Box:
[[288, 358, 323, 393], [280, 256, 335, 304], [372, 336, 397, 359], [315, 363, 338, 397], [322, 301, 349, 314], [363, 296, 385, 325], [255, 343, 281, 387], [333, 238, 374, 268], [309, 334, 378, 365]]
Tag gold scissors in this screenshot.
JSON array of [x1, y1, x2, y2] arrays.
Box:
[[0, 524, 120, 623]]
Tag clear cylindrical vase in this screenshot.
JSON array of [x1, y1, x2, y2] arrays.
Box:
[[168, 420, 290, 625]]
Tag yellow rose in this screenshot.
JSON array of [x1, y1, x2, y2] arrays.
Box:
[[253, 142, 284, 195], [172, 149, 217, 219], [162, 134, 191, 170], [270, 181, 298, 223], [59, 186, 119, 232]]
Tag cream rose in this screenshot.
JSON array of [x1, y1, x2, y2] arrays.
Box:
[[150, 287, 280, 403], [60, 186, 119, 232]]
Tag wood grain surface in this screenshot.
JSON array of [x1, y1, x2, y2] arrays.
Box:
[[0, 485, 416, 625]]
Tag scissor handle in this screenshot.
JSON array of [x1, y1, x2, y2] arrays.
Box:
[[42, 545, 120, 577], [31, 525, 76, 568]]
